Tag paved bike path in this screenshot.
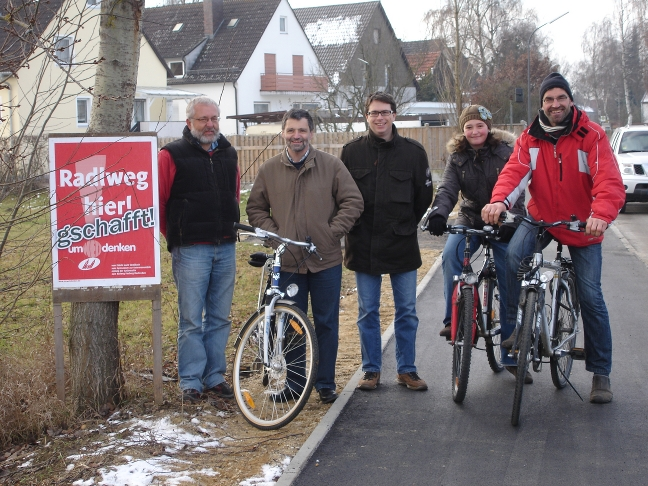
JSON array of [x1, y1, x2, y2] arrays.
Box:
[[280, 229, 648, 486]]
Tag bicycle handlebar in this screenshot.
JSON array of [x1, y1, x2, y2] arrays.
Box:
[[498, 212, 585, 232], [445, 224, 498, 237], [234, 222, 321, 259]]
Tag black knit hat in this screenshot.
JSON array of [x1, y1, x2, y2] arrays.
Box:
[[539, 72, 573, 104]]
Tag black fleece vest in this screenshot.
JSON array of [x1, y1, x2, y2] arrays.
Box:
[[162, 135, 239, 251]]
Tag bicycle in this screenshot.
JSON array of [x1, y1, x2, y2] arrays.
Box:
[[504, 214, 585, 426], [443, 224, 505, 403], [232, 222, 320, 430]]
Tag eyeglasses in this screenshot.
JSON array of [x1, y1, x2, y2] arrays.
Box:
[[366, 110, 394, 118], [192, 116, 221, 123], [542, 95, 569, 105]]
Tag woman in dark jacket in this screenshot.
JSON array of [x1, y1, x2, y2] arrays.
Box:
[[423, 105, 526, 376]]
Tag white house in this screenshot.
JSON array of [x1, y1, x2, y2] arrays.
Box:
[[143, 0, 326, 136], [0, 0, 189, 139]]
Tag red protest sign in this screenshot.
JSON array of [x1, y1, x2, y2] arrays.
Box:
[[49, 135, 160, 288]]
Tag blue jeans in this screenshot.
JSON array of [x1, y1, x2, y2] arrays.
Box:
[[442, 233, 515, 366], [172, 243, 236, 392], [280, 264, 342, 391], [505, 220, 612, 375], [356, 270, 419, 374]]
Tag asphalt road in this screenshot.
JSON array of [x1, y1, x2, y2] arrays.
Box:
[[281, 203, 648, 486]]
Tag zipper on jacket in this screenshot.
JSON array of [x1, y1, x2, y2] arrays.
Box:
[[558, 153, 563, 181], [209, 156, 214, 173]]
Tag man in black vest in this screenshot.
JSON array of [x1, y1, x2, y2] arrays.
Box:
[[158, 97, 240, 404]]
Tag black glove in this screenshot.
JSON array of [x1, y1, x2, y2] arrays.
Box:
[[497, 224, 517, 243], [428, 215, 448, 236]]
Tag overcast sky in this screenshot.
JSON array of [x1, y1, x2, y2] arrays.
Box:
[[287, 0, 617, 67]]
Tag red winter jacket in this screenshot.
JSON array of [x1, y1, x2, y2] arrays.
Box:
[[490, 108, 625, 247]]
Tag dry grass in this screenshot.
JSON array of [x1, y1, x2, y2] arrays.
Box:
[[0, 188, 442, 486]]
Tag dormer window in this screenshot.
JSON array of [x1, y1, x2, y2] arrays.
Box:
[[54, 36, 73, 65], [172, 23, 183, 32], [169, 61, 184, 77], [227, 18, 239, 28]]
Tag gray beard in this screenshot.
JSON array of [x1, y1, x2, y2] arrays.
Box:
[[191, 127, 220, 145]]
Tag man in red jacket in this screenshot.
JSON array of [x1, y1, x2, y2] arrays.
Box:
[[482, 73, 625, 404]]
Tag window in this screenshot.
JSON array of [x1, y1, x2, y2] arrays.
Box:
[[86, 0, 99, 7], [132, 99, 146, 124], [227, 18, 239, 28], [254, 103, 270, 113], [77, 98, 91, 126], [264, 53, 276, 74], [54, 36, 73, 65], [280, 16, 287, 33], [384, 64, 392, 91], [292, 103, 319, 111], [169, 61, 184, 77], [293, 55, 303, 76], [373, 28, 380, 44], [172, 23, 183, 32]]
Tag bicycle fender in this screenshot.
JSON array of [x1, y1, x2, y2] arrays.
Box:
[[276, 299, 298, 307]]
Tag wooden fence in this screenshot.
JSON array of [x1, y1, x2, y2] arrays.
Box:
[[159, 124, 525, 185]]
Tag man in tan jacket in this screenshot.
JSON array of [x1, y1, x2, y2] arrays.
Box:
[[247, 109, 363, 404]]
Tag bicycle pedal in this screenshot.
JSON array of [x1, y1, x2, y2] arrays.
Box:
[[569, 347, 586, 360]]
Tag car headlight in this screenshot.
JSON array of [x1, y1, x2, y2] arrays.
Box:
[[621, 163, 635, 175]]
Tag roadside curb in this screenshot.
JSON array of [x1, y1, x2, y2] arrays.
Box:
[[275, 256, 442, 485]]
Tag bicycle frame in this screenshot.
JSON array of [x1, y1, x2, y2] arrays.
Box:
[[235, 223, 319, 372], [448, 226, 500, 345], [509, 218, 582, 364]]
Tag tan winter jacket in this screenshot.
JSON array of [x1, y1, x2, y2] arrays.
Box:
[[246, 147, 363, 273]]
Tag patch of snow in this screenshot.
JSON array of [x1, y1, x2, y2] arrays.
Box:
[[240, 457, 291, 486], [303, 16, 361, 46]]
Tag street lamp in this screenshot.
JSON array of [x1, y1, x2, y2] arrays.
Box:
[[526, 12, 569, 124]]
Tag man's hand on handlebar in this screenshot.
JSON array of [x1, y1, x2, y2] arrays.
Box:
[[481, 202, 507, 225], [586, 217, 608, 237]]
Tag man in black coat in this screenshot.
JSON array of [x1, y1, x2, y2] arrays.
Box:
[[341, 92, 433, 392]]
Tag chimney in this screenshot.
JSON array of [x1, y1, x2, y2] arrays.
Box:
[[203, 0, 224, 39]]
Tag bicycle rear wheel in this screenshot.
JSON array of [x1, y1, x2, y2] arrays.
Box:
[[550, 273, 579, 389], [232, 304, 318, 430], [484, 278, 504, 373], [452, 287, 474, 403], [511, 290, 537, 426]]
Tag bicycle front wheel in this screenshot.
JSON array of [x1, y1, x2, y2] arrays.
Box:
[[511, 289, 537, 427], [452, 287, 474, 403], [484, 278, 504, 373], [550, 274, 579, 389], [232, 304, 318, 430]]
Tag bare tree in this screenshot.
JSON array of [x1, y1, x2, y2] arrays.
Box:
[[68, 0, 142, 414], [617, 0, 635, 125]]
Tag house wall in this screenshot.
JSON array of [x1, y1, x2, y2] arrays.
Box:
[[138, 37, 171, 123], [1, 0, 170, 139], [343, 7, 416, 107], [234, 0, 323, 134], [171, 83, 237, 135]]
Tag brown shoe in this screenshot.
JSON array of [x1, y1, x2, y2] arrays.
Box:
[[505, 366, 533, 384], [439, 324, 451, 338], [396, 372, 428, 391], [357, 371, 380, 390], [590, 374, 613, 404]]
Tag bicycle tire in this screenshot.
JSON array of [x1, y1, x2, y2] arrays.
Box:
[[452, 287, 474, 403], [484, 278, 505, 373], [232, 304, 318, 430], [550, 273, 579, 389], [511, 290, 537, 426]]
